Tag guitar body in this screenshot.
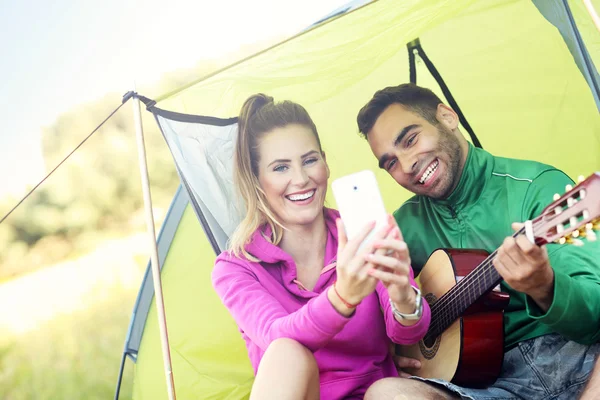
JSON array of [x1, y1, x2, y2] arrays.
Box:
[[398, 249, 510, 388]]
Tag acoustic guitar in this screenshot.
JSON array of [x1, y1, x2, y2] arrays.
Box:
[[397, 172, 600, 388]]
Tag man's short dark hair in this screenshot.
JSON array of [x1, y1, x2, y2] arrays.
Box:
[[357, 83, 443, 138]]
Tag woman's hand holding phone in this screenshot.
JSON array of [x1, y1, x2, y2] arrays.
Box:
[[328, 218, 394, 316], [330, 170, 418, 320]]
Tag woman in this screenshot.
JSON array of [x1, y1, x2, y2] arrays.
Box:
[[212, 94, 430, 400]]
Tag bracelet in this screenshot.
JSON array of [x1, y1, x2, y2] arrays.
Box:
[[389, 286, 423, 321], [333, 281, 360, 309]]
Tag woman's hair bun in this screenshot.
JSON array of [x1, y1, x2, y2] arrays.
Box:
[[239, 93, 274, 123]]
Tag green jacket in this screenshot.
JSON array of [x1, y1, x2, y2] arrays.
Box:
[[394, 143, 600, 350]]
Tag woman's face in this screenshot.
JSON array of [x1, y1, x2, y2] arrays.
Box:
[[257, 124, 329, 229]]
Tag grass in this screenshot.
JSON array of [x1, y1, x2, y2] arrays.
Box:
[[0, 281, 139, 399]]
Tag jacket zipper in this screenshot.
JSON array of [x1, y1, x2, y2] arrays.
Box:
[[447, 205, 465, 247], [448, 205, 458, 219]]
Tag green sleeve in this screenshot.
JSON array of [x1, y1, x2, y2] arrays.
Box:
[[521, 169, 600, 344]]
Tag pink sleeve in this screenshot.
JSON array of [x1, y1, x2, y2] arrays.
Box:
[[375, 267, 431, 344], [212, 259, 351, 352]]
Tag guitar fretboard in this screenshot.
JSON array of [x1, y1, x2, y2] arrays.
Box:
[[425, 227, 525, 341]]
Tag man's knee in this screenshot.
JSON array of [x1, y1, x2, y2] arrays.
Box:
[[365, 377, 457, 400], [365, 377, 413, 400]]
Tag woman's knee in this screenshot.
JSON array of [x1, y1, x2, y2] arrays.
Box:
[[262, 338, 318, 374], [252, 339, 319, 400]]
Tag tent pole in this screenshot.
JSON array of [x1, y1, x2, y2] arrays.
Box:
[[113, 351, 127, 400], [132, 92, 177, 400], [583, 0, 600, 32]]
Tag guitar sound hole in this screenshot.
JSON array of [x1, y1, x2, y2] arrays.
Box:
[[419, 292, 441, 359], [423, 335, 436, 348], [419, 334, 441, 360]]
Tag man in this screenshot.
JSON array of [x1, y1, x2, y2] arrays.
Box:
[[356, 83, 600, 399]]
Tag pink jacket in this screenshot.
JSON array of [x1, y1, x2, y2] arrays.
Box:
[[212, 208, 430, 399]]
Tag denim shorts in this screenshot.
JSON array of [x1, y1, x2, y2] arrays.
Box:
[[412, 334, 599, 400]]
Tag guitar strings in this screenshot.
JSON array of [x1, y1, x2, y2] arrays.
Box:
[[428, 251, 504, 335], [428, 226, 523, 314], [427, 256, 500, 336], [427, 257, 500, 336], [424, 227, 525, 337], [426, 227, 525, 335]]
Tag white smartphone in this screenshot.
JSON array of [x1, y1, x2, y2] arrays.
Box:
[[331, 170, 389, 250]]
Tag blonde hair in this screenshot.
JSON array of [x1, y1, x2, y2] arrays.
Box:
[[229, 93, 322, 260]]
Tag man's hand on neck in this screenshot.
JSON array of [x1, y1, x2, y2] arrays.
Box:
[[492, 223, 555, 313]]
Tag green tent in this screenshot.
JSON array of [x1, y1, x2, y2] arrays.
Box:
[[116, 0, 600, 398]]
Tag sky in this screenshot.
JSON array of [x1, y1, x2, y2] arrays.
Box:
[[0, 0, 352, 198]]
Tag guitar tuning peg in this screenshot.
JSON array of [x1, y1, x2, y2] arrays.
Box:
[[586, 222, 599, 239], [570, 216, 578, 227], [553, 193, 560, 201], [562, 235, 584, 246], [565, 184, 573, 192], [572, 229, 580, 238], [578, 175, 585, 183]]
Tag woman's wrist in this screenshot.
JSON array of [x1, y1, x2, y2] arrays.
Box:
[[333, 281, 362, 307], [391, 292, 416, 314], [390, 287, 422, 326], [327, 286, 355, 317]]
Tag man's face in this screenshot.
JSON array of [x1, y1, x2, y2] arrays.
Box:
[[367, 103, 465, 199]]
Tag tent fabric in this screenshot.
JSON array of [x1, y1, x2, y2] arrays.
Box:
[[569, 0, 600, 78], [152, 109, 240, 253], [131, 203, 254, 400], [122, 0, 600, 399], [123, 185, 190, 360], [534, 0, 600, 107], [155, 0, 599, 181]]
